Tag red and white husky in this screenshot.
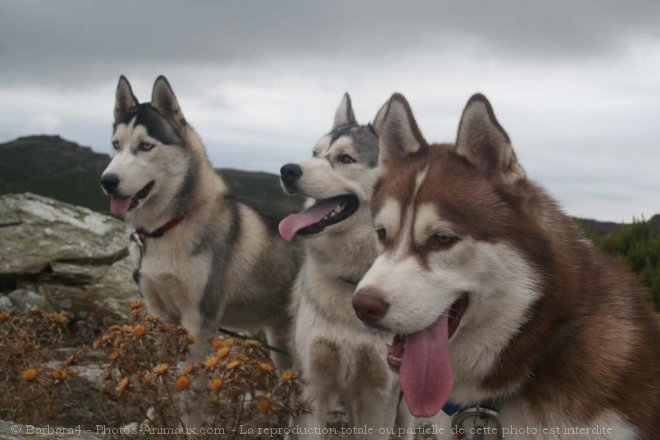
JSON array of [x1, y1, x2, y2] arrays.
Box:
[[352, 93, 660, 439]]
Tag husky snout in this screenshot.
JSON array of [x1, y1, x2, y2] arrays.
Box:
[[352, 288, 389, 325], [100, 173, 120, 195], [280, 163, 302, 191]]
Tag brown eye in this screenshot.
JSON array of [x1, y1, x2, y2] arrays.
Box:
[[112, 140, 120, 151], [376, 227, 386, 243], [429, 233, 459, 250]]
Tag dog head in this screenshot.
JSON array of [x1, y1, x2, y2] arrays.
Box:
[[278, 93, 379, 241], [101, 76, 194, 225], [352, 93, 542, 417]]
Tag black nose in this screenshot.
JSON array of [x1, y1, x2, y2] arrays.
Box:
[[280, 163, 303, 185], [352, 288, 390, 324], [101, 174, 120, 194]]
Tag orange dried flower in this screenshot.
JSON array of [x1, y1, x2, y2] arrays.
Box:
[[133, 324, 147, 337], [51, 368, 70, 381], [210, 377, 223, 392], [51, 312, 69, 326], [21, 368, 39, 382], [258, 397, 271, 414], [246, 339, 260, 347], [118, 377, 129, 396], [259, 363, 274, 373], [281, 370, 294, 382], [226, 360, 241, 370], [0, 311, 11, 322], [108, 351, 120, 363], [147, 314, 160, 323], [153, 363, 169, 375], [101, 370, 113, 381], [63, 354, 76, 366], [184, 364, 196, 375], [216, 347, 230, 358], [186, 335, 196, 344], [175, 375, 191, 392], [222, 338, 234, 348], [92, 340, 102, 350], [204, 356, 219, 369], [211, 339, 224, 350], [130, 299, 143, 309]]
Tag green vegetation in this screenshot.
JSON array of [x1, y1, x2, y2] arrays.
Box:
[[578, 218, 660, 311]]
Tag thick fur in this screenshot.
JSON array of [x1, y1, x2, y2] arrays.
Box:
[[283, 94, 412, 439], [356, 93, 660, 439], [102, 76, 299, 424]]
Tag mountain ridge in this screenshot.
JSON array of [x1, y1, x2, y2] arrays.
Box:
[[1, 135, 656, 233], [0, 135, 302, 221]]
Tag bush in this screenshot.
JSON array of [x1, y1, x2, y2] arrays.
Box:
[[579, 218, 660, 311], [0, 303, 304, 439]]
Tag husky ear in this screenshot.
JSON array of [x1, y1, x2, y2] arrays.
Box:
[[114, 76, 138, 122], [151, 76, 185, 125], [455, 94, 525, 184], [372, 93, 426, 174], [333, 92, 358, 128]]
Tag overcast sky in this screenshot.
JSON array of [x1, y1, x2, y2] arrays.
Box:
[[1, 1, 658, 221]]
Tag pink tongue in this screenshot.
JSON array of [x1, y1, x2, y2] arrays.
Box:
[[400, 314, 453, 418], [110, 196, 133, 217], [278, 199, 341, 241]]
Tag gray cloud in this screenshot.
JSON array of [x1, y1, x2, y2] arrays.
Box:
[[2, 1, 660, 85]]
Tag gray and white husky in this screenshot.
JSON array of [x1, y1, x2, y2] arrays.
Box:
[[101, 75, 298, 421], [279, 94, 412, 439]]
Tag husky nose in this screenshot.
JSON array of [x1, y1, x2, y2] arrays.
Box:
[[352, 289, 389, 324], [280, 163, 303, 185], [100, 174, 120, 194]]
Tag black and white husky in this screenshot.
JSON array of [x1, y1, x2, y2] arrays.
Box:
[[101, 75, 299, 423], [279, 94, 412, 439]]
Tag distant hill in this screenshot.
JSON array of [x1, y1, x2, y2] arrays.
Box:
[[1, 135, 656, 235], [0, 135, 302, 221]]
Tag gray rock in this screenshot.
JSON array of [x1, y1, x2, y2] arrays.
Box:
[[0, 193, 130, 277], [0, 193, 138, 321], [7, 289, 52, 311], [0, 296, 12, 309]]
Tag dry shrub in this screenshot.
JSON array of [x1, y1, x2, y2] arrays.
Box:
[[95, 301, 305, 437], [0, 309, 83, 422], [0, 302, 304, 438]]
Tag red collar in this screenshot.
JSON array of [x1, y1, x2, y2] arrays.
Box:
[[135, 212, 188, 240]]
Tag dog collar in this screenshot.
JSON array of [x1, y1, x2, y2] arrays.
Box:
[[135, 211, 188, 240], [442, 400, 466, 416], [443, 400, 503, 439]]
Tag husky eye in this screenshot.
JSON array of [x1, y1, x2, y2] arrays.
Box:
[[338, 154, 356, 164], [375, 227, 387, 243], [138, 142, 155, 152], [112, 140, 120, 151], [429, 233, 459, 250]]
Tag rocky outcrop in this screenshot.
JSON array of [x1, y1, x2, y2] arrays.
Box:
[[0, 193, 138, 324]]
